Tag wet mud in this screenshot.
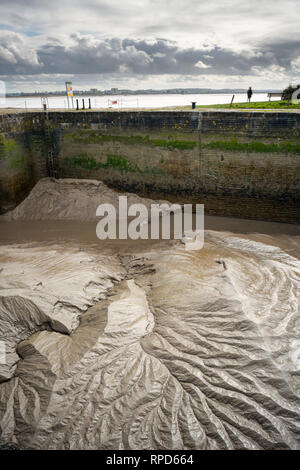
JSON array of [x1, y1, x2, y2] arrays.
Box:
[[0, 178, 299, 449]]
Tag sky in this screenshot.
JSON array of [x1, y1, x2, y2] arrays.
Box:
[[0, 0, 299, 92]]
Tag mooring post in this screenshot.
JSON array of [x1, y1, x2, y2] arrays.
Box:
[[82, 99, 85, 110], [89, 98, 91, 109], [76, 99, 79, 110]]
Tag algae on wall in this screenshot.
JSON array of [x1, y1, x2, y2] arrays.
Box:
[[204, 139, 300, 154], [0, 134, 25, 168], [65, 153, 166, 175], [58, 124, 300, 202], [59, 127, 199, 188], [0, 133, 34, 213], [64, 130, 198, 150]]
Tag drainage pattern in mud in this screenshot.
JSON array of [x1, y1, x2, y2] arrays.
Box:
[[0, 178, 299, 450]]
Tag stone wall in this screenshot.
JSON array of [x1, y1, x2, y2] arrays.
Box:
[[0, 115, 33, 213], [0, 110, 299, 222]]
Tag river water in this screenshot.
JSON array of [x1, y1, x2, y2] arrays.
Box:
[[2, 92, 271, 110]]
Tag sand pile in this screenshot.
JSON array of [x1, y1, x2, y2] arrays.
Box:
[[2, 178, 166, 221]]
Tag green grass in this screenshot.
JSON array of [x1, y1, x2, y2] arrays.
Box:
[[195, 100, 300, 110], [205, 139, 300, 154], [157, 100, 300, 111]]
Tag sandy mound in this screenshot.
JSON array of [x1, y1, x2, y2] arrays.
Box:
[[2, 178, 167, 221]]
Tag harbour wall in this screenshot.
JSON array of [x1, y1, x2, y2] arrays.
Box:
[[0, 110, 299, 222]]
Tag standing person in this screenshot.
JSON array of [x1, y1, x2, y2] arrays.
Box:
[[247, 86, 253, 102]]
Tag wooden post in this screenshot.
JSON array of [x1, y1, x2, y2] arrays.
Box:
[[65, 82, 70, 109], [230, 95, 235, 107]]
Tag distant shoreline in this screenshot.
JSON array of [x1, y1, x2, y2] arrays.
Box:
[[5, 90, 273, 98]]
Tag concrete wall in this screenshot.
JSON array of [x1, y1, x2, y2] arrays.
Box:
[[0, 110, 299, 222]]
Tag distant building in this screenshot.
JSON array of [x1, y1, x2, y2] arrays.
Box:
[[111, 88, 118, 94]]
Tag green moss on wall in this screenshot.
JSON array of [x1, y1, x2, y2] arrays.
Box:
[[65, 153, 166, 175], [0, 135, 25, 167], [8, 156, 25, 169], [205, 139, 300, 154], [65, 131, 197, 151], [0, 135, 19, 158]]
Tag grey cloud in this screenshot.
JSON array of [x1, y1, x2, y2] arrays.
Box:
[[0, 32, 40, 74], [258, 40, 300, 68]]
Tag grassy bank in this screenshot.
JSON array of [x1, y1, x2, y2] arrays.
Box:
[[159, 100, 300, 111], [199, 100, 300, 110]]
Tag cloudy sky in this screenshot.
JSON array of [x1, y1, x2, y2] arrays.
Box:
[[0, 0, 299, 92]]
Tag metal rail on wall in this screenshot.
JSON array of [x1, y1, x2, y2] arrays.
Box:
[[42, 103, 58, 178]]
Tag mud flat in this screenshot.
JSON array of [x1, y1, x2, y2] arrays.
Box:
[[0, 178, 300, 450]]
